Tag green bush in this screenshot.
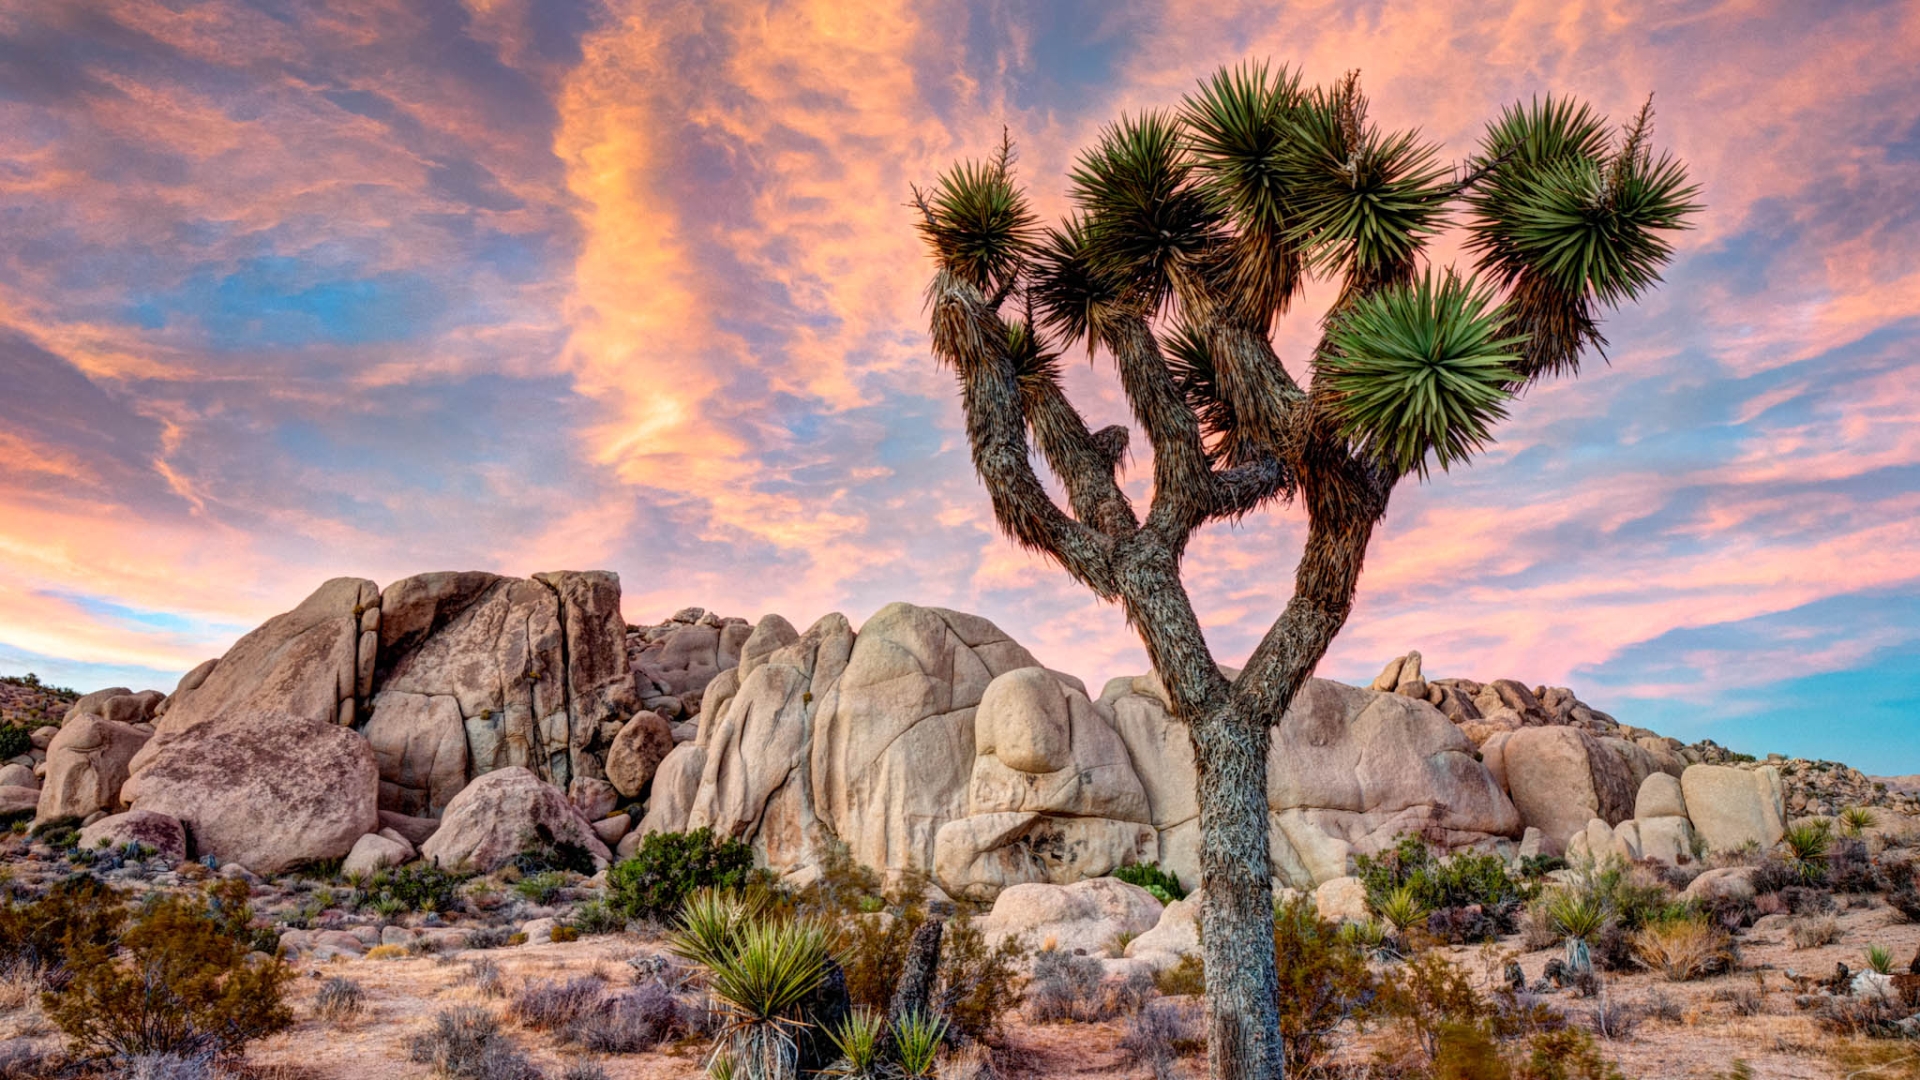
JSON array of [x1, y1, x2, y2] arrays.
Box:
[[0, 724, 30, 762], [607, 828, 759, 923], [512, 823, 600, 877], [1114, 862, 1187, 903], [512, 871, 567, 905], [1273, 895, 1376, 1074], [0, 874, 127, 969], [43, 885, 292, 1059], [365, 863, 468, 914], [1356, 835, 1534, 941]]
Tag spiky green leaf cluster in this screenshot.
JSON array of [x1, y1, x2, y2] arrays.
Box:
[[1468, 96, 1700, 310], [915, 146, 1036, 299], [1319, 270, 1523, 476], [1067, 111, 1220, 311], [1180, 62, 1308, 319]]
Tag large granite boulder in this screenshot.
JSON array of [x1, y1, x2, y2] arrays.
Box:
[[1495, 727, 1638, 847], [419, 766, 610, 873], [63, 688, 164, 727], [1681, 765, 1785, 853], [362, 692, 469, 818], [35, 716, 150, 822], [146, 578, 378, 740], [605, 711, 674, 798], [121, 711, 380, 873]]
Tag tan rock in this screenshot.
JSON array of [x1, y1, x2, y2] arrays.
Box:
[[978, 877, 1163, 955], [419, 766, 610, 873], [122, 710, 379, 873], [378, 809, 441, 848], [1635, 816, 1699, 865], [35, 716, 150, 822], [77, 809, 186, 861], [1635, 772, 1688, 820], [975, 667, 1073, 775], [0, 763, 33, 790], [1681, 765, 1785, 852], [0, 786, 40, 817], [969, 670, 1148, 822], [569, 776, 619, 821], [362, 691, 469, 817], [1125, 890, 1202, 969], [933, 811, 1155, 901], [1683, 866, 1757, 903], [343, 831, 413, 876], [1314, 876, 1371, 923], [591, 814, 631, 847], [605, 712, 674, 798], [1503, 726, 1636, 845]]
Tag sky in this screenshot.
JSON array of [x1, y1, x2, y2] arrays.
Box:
[[1, 0, 1917, 769]]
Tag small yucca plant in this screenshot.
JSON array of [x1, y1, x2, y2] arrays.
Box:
[[1781, 821, 1832, 884], [1544, 889, 1610, 974], [1840, 806, 1877, 838], [1867, 945, 1895, 975], [1373, 883, 1431, 935], [824, 1007, 885, 1079], [671, 891, 834, 1080], [892, 1010, 949, 1079]]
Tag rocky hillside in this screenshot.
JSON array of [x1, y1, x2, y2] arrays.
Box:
[[1, 572, 1907, 903], [0, 674, 78, 729]]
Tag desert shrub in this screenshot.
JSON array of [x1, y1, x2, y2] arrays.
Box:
[[28, 816, 82, 851], [1154, 954, 1205, 997], [836, 904, 925, 1011], [607, 828, 758, 923], [509, 977, 606, 1031], [1375, 883, 1431, 935], [1827, 837, 1877, 894], [1814, 992, 1911, 1038], [118, 1051, 216, 1079], [1120, 999, 1205, 1076], [934, 910, 1027, 1040], [464, 926, 513, 951], [409, 1006, 542, 1080], [1710, 984, 1762, 1016], [1273, 895, 1377, 1073], [43, 889, 292, 1060], [462, 958, 506, 1000], [1428, 1021, 1507, 1080], [1357, 836, 1533, 940], [570, 982, 684, 1053], [1512, 1028, 1627, 1080], [1631, 916, 1735, 981], [366, 863, 468, 914], [1114, 862, 1187, 903], [0, 725, 28, 762], [569, 899, 625, 937], [1585, 993, 1639, 1041], [512, 823, 599, 877], [1641, 988, 1683, 1023], [1518, 855, 1568, 880], [313, 976, 366, 1023], [549, 924, 580, 943], [1788, 914, 1841, 949], [512, 871, 567, 905], [1026, 948, 1107, 1023], [1747, 856, 1799, 897], [1378, 952, 1488, 1063], [0, 1039, 62, 1080], [561, 1064, 607, 1080], [0, 874, 127, 969], [1777, 884, 1835, 916]]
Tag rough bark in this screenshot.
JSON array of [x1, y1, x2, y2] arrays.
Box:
[[889, 918, 945, 1025]]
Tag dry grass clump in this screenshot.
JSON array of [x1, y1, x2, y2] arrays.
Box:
[[567, 982, 686, 1053], [1119, 999, 1205, 1077], [461, 957, 506, 999], [1789, 914, 1842, 950], [1632, 917, 1736, 981], [1024, 949, 1107, 1023], [0, 963, 39, 1012], [1710, 983, 1765, 1017], [507, 976, 605, 1032], [312, 976, 365, 1024], [408, 1006, 541, 1080]]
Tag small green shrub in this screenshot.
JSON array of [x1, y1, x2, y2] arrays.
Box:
[[512, 871, 567, 905], [1274, 895, 1376, 1073], [0, 874, 127, 969], [43, 887, 292, 1059], [1114, 862, 1187, 903], [826, 1007, 885, 1078], [569, 899, 626, 936], [934, 909, 1027, 1040], [892, 1010, 947, 1079], [365, 863, 468, 914], [1378, 952, 1488, 1064], [1840, 806, 1878, 837], [314, 976, 365, 1023], [607, 828, 759, 923], [1356, 835, 1533, 941], [28, 816, 83, 852], [1781, 821, 1832, 884], [512, 823, 599, 877], [1513, 1027, 1627, 1080], [0, 724, 29, 762], [1867, 944, 1895, 975]]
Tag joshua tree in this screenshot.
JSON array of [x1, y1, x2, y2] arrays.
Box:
[[914, 63, 1696, 1079]]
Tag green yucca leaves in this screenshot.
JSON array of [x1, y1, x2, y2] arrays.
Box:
[[670, 887, 763, 971], [1320, 270, 1523, 477], [1868, 944, 1895, 976], [1028, 217, 1127, 350], [1544, 889, 1611, 943], [1372, 882, 1431, 934], [1468, 96, 1700, 307], [916, 144, 1037, 300], [1068, 111, 1221, 311], [824, 1007, 886, 1078], [673, 894, 836, 1080], [1180, 61, 1309, 319], [1278, 76, 1452, 283], [892, 1010, 949, 1078]]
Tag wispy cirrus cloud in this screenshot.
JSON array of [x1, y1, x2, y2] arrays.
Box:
[[1, 0, 1916, 764]]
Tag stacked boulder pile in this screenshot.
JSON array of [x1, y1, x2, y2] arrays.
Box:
[[2, 574, 1903, 912]]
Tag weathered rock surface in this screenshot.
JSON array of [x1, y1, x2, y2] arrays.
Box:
[[605, 711, 674, 798], [1125, 890, 1202, 969], [121, 711, 379, 873], [979, 877, 1164, 955], [343, 830, 414, 876], [34, 716, 149, 822], [1497, 727, 1638, 846], [419, 766, 610, 872], [76, 809, 187, 861], [1682, 764, 1786, 852]]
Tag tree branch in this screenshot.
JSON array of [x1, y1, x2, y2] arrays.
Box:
[[929, 270, 1120, 597]]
